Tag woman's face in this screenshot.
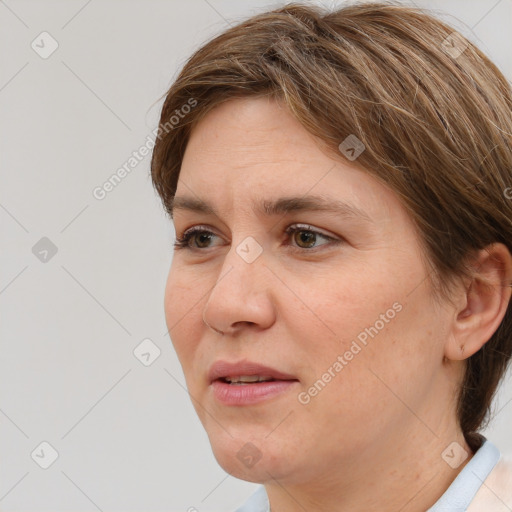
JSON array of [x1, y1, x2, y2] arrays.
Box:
[[165, 97, 458, 485]]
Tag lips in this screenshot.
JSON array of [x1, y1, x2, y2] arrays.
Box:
[[208, 360, 300, 405], [208, 360, 298, 385]]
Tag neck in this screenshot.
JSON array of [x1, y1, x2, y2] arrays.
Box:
[[264, 410, 474, 512]]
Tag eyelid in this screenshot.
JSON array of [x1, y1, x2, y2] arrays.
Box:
[[285, 223, 338, 239], [177, 223, 337, 239], [174, 223, 342, 251], [179, 224, 224, 242]]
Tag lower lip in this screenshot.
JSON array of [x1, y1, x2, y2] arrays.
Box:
[[211, 379, 298, 405]]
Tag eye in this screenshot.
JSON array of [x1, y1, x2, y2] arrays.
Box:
[[173, 225, 223, 250], [284, 224, 340, 251], [173, 224, 342, 252]]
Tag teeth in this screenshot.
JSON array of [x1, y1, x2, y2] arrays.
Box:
[[225, 375, 274, 384]]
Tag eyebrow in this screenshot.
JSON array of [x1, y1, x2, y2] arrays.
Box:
[[168, 194, 372, 223]]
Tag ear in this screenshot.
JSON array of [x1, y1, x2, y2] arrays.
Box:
[[445, 243, 512, 361]]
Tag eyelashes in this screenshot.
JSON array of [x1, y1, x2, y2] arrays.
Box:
[[173, 223, 343, 253]]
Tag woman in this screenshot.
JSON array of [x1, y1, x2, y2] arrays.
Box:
[[150, 2, 512, 510]]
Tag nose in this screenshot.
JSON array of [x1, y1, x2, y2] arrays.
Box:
[[202, 243, 276, 336]]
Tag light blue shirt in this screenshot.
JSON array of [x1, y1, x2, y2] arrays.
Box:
[[234, 437, 500, 512]]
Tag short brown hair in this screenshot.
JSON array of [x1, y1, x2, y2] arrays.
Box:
[[150, 1, 512, 451]]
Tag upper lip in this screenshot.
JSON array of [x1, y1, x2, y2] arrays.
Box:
[[208, 360, 299, 383]]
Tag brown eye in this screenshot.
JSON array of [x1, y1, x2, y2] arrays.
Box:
[[174, 224, 342, 252], [293, 230, 318, 249], [173, 227, 221, 250], [194, 232, 214, 248], [285, 224, 340, 251]]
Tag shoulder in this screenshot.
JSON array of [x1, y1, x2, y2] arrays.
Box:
[[233, 485, 269, 512], [468, 453, 512, 511]]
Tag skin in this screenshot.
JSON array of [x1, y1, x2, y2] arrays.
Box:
[[164, 96, 512, 512]]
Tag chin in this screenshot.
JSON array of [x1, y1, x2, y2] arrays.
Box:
[[207, 430, 296, 483]]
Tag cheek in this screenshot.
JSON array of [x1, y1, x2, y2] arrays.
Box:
[[295, 261, 438, 404], [164, 266, 185, 326], [295, 263, 403, 354], [164, 265, 205, 367], [293, 301, 432, 454]]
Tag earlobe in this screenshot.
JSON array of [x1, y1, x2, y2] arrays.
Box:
[[444, 243, 512, 362]]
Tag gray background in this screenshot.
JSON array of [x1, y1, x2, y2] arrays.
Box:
[[1, 0, 511, 510]]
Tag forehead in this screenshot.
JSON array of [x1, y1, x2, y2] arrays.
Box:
[[181, 97, 323, 176], [177, 97, 399, 223]]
